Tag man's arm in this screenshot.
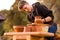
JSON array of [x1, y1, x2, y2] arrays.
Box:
[[27, 14, 34, 23], [42, 16, 53, 23]]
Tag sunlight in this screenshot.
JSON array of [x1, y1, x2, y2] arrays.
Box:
[[26, 0, 37, 5], [0, 0, 15, 10]]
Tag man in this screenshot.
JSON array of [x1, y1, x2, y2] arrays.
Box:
[[18, 1, 57, 40]]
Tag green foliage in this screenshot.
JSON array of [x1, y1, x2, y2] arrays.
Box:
[[7, 7, 28, 25], [1, 8, 28, 33], [0, 22, 5, 36]]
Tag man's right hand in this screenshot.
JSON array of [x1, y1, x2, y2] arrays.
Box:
[[34, 16, 43, 24]]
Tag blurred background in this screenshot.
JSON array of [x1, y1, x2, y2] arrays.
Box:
[[0, 0, 60, 39]]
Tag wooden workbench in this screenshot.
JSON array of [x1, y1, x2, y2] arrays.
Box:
[[4, 32, 54, 40]]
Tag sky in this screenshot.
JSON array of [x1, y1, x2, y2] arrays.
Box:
[[0, 0, 15, 10], [0, 0, 37, 11], [26, 0, 37, 5]]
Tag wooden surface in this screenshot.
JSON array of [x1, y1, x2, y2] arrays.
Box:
[[4, 23, 53, 40], [4, 24, 53, 40], [4, 32, 54, 37], [4, 32, 54, 40], [26, 24, 49, 32]]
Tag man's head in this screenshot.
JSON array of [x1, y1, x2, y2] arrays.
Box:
[[18, 1, 33, 13]]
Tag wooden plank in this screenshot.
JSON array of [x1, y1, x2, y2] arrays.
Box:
[[26, 24, 49, 32], [4, 32, 54, 40], [4, 32, 54, 37]]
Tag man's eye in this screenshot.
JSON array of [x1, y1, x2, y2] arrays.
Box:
[[24, 7, 27, 9]]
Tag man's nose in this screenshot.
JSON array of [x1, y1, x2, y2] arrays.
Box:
[[25, 9, 28, 12]]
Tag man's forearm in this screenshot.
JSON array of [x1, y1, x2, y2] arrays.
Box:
[[44, 16, 52, 22]]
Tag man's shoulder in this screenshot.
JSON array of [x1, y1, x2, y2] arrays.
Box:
[[32, 2, 40, 6], [32, 2, 41, 9], [35, 2, 40, 4]]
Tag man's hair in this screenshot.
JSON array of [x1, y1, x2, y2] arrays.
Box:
[[18, 1, 27, 10]]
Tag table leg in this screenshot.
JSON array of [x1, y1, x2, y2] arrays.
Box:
[[39, 37, 45, 40], [27, 35, 31, 40], [13, 36, 16, 40]]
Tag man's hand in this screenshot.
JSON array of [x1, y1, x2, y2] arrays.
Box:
[[35, 18, 45, 23], [45, 16, 52, 22], [34, 16, 44, 24]]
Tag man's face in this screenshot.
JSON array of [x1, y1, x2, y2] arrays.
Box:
[[22, 4, 32, 13]]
